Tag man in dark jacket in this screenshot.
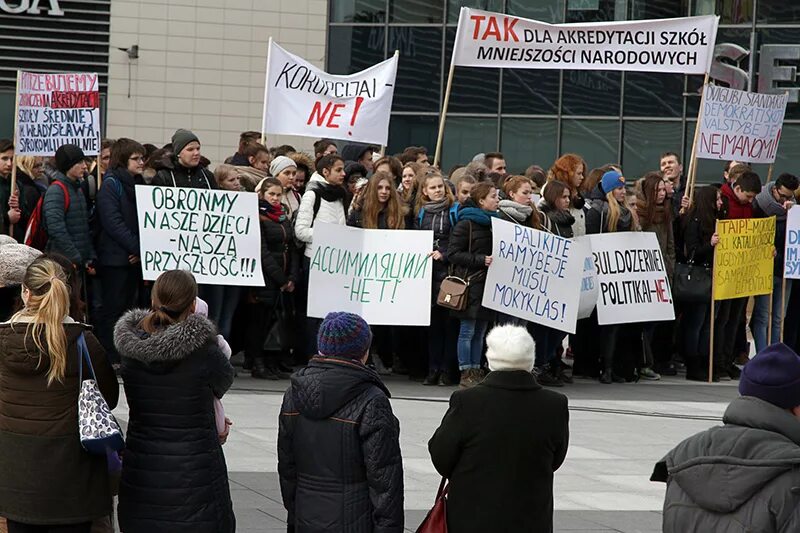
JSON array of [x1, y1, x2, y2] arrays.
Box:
[[152, 129, 216, 189], [341, 142, 375, 173], [652, 343, 800, 532], [278, 311, 404, 533], [429, 324, 569, 533]]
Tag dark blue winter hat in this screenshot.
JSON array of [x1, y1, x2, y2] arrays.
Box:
[[600, 170, 625, 194], [317, 311, 373, 360], [739, 343, 800, 409]]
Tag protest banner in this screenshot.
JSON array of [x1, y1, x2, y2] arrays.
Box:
[[696, 85, 788, 164], [307, 222, 433, 326], [589, 232, 675, 325], [573, 238, 598, 320], [15, 70, 101, 156], [481, 218, 582, 333], [135, 186, 264, 286], [785, 206, 800, 279], [263, 40, 398, 146], [713, 217, 775, 300]]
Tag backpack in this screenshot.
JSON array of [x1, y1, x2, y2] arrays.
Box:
[[417, 202, 461, 229], [310, 188, 347, 227], [24, 181, 70, 251]]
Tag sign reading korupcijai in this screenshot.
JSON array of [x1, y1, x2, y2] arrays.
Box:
[[263, 41, 398, 145], [307, 223, 433, 325], [697, 85, 788, 164], [482, 218, 582, 333], [589, 232, 674, 325], [135, 186, 264, 286], [16, 70, 101, 155], [452, 8, 718, 74]]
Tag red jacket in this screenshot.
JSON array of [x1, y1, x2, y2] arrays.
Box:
[[720, 182, 754, 220]]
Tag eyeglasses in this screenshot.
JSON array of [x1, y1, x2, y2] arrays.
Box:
[[129, 156, 145, 162], [777, 191, 795, 202]]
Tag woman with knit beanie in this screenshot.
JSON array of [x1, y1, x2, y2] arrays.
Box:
[[447, 181, 499, 387], [269, 155, 301, 220], [586, 170, 634, 384]]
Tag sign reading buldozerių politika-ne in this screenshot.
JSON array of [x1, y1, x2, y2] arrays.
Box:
[[135, 186, 265, 286], [307, 223, 433, 326], [16, 70, 101, 156]]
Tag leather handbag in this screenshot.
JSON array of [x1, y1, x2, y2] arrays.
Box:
[[436, 221, 473, 312], [416, 477, 448, 533], [673, 253, 712, 303], [77, 333, 125, 455]]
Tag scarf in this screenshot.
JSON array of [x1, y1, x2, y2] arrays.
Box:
[[498, 199, 533, 223], [423, 198, 450, 214], [259, 199, 286, 223], [755, 181, 789, 220], [457, 206, 498, 227], [313, 181, 347, 203]]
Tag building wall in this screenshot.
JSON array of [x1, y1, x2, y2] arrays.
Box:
[[106, 0, 328, 164]]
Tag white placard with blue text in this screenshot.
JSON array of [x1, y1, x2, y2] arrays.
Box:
[[135, 185, 265, 286], [785, 205, 800, 279], [481, 217, 582, 333]]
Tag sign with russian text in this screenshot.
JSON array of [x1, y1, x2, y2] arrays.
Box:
[[307, 223, 433, 325], [16, 70, 101, 156], [452, 8, 718, 74], [714, 217, 775, 300], [135, 186, 264, 286], [589, 232, 675, 325], [697, 86, 788, 164], [263, 41, 397, 145], [785, 206, 800, 279], [482, 218, 582, 333]]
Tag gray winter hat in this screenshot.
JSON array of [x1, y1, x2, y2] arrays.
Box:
[[0, 242, 42, 288], [171, 128, 200, 156]]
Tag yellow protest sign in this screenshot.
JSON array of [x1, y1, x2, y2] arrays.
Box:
[[713, 217, 776, 300]]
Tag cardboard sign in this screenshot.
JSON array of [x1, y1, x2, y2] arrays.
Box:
[[589, 232, 675, 325], [307, 223, 433, 325], [16, 71, 101, 156], [452, 8, 718, 74], [481, 218, 582, 333], [573, 237, 599, 320], [697, 85, 788, 164], [135, 186, 265, 286], [263, 41, 398, 145], [785, 206, 800, 279], [714, 217, 775, 300]]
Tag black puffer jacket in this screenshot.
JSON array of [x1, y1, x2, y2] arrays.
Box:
[[254, 215, 300, 307], [415, 204, 454, 303], [114, 310, 236, 533], [447, 211, 495, 321], [151, 152, 216, 189], [278, 356, 404, 533]]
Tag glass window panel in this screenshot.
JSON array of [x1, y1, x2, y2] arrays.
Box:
[[502, 69, 560, 115], [757, 1, 800, 24], [389, 27, 442, 112], [501, 119, 558, 173], [444, 28, 499, 113], [389, 0, 444, 23], [330, 0, 386, 23], [506, 0, 565, 22], [686, 27, 751, 116], [565, 0, 619, 22], [624, 73, 683, 117], [622, 121, 683, 180], [327, 26, 386, 75], [693, 0, 752, 24], [387, 114, 438, 157], [441, 117, 498, 172], [562, 71, 621, 116], [629, 0, 688, 19], [561, 119, 620, 170], [755, 28, 800, 120], [447, 0, 503, 23], [0, 91, 13, 138]]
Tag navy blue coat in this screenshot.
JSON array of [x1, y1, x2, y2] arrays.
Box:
[[43, 173, 95, 265], [96, 167, 141, 267], [414, 206, 453, 304]]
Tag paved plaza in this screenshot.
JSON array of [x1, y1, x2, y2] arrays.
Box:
[[115, 373, 739, 532]]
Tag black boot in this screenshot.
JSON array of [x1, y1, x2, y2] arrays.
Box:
[[252, 357, 278, 380], [423, 370, 440, 386], [266, 361, 290, 380]]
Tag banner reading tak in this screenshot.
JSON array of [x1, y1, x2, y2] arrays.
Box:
[[263, 41, 398, 145], [452, 8, 718, 74]]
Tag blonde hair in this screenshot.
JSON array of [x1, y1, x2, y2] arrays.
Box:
[[606, 191, 622, 232], [414, 168, 454, 215], [16, 155, 42, 178], [11, 257, 71, 386], [213, 163, 239, 186]]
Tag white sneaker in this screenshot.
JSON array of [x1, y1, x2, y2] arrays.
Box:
[[639, 367, 661, 381]]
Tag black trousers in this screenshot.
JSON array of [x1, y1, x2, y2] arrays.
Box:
[[714, 297, 748, 367], [243, 301, 279, 364], [98, 264, 140, 364], [6, 520, 91, 533]]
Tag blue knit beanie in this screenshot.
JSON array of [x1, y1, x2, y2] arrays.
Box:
[[600, 170, 625, 194], [739, 343, 800, 409], [317, 311, 372, 360]]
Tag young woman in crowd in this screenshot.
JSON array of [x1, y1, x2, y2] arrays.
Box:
[[498, 175, 549, 231], [95, 138, 146, 365], [347, 171, 408, 374], [400, 162, 421, 202], [415, 168, 458, 386], [374, 156, 403, 186], [447, 181, 498, 388], [0, 257, 118, 533], [682, 186, 722, 381], [243, 177, 300, 380], [455, 174, 476, 205], [288, 151, 314, 196], [540, 180, 575, 238], [11, 155, 46, 243], [0, 139, 20, 237], [636, 173, 676, 381], [586, 170, 634, 384], [115, 269, 235, 533], [547, 154, 588, 236]]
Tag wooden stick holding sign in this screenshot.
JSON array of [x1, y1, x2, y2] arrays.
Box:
[[684, 72, 711, 212], [8, 70, 21, 237], [260, 36, 273, 148], [708, 220, 718, 383], [433, 61, 456, 169]]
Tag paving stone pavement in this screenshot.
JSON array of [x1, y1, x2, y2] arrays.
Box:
[[114, 373, 739, 532]]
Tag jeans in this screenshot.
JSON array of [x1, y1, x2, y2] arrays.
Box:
[[98, 264, 140, 364], [199, 284, 241, 340], [428, 305, 458, 372], [457, 319, 488, 370], [751, 276, 793, 352]]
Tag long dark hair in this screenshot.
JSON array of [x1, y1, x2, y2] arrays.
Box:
[[140, 270, 198, 334], [638, 172, 671, 226], [686, 186, 718, 238]]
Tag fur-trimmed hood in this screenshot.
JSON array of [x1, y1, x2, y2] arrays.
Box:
[[114, 308, 217, 364]]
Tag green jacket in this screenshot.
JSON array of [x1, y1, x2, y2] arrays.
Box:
[[652, 396, 800, 532]]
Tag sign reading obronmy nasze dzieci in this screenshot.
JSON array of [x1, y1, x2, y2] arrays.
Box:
[[135, 186, 265, 287], [589, 232, 675, 325], [307, 222, 433, 326], [16, 70, 101, 156], [451, 8, 718, 74], [482, 218, 583, 334]]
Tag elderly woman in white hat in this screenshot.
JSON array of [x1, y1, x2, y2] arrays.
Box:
[[269, 155, 300, 220]]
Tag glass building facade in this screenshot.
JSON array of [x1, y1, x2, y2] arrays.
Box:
[[328, 0, 800, 182]]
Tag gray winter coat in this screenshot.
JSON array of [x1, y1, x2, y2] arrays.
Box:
[[652, 396, 800, 532], [43, 173, 95, 265]]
